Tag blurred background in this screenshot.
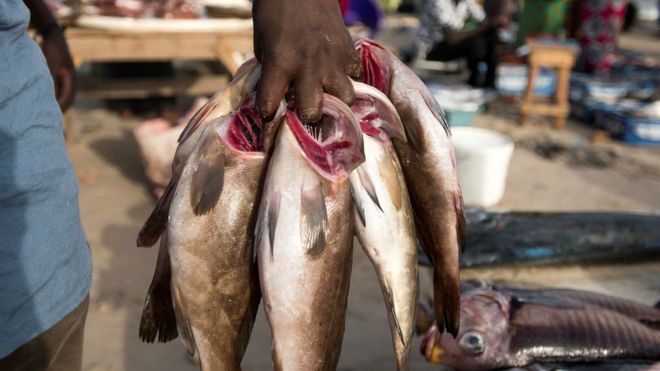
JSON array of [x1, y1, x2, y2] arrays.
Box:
[[43, 0, 659, 369]]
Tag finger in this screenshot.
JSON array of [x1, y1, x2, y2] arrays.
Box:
[[344, 48, 363, 81], [57, 67, 76, 113], [324, 73, 355, 106], [294, 71, 323, 124], [255, 64, 290, 120]]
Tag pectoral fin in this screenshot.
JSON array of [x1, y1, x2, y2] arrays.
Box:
[[190, 134, 225, 215], [300, 184, 327, 257]]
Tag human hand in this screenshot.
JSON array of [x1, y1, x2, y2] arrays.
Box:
[[487, 15, 510, 30], [252, 0, 362, 123], [41, 26, 76, 112]]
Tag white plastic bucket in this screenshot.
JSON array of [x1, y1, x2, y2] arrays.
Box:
[[451, 127, 514, 207]]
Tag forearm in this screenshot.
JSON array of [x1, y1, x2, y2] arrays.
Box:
[[24, 0, 60, 35], [445, 24, 490, 44]]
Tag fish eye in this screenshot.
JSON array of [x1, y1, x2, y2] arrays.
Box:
[[459, 331, 485, 355]]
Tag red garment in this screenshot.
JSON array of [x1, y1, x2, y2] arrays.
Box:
[[339, 0, 350, 15], [578, 0, 627, 73]]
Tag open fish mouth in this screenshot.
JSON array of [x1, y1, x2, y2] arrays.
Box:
[[287, 94, 364, 181], [355, 39, 392, 96], [351, 81, 405, 143]]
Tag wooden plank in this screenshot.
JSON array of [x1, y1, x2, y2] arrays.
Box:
[[76, 74, 229, 99], [66, 28, 253, 63], [521, 102, 569, 116]]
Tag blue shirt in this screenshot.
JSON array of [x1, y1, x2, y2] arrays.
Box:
[[0, 0, 92, 357]]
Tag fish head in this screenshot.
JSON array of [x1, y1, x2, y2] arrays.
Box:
[[422, 288, 511, 370], [351, 81, 406, 144], [354, 39, 392, 96], [219, 93, 285, 155], [286, 94, 365, 181]]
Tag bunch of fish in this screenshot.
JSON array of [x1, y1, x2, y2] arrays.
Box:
[[419, 280, 660, 370], [136, 39, 465, 371]]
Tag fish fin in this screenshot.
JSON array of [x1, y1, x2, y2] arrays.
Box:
[[173, 296, 196, 356], [139, 236, 178, 343], [499, 287, 585, 312], [433, 267, 461, 338], [377, 154, 403, 211], [382, 280, 405, 346], [357, 167, 382, 212], [189, 135, 225, 215], [454, 190, 467, 253], [267, 192, 280, 258], [421, 86, 451, 137], [234, 270, 261, 361], [178, 100, 217, 144], [300, 184, 327, 257], [137, 181, 176, 247], [351, 185, 367, 227]]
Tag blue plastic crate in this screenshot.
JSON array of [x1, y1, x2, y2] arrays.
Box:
[[496, 64, 557, 97], [596, 111, 660, 145], [572, 99, 645, 124]]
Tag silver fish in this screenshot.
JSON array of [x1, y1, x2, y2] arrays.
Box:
[[356, 39, 466, 336], [349, 82, 418, 370], [255, 95, 364, 371], [422, 286, 660, 370]]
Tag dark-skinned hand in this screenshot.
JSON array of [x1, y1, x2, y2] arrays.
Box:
[[252, 0, 362, 123], [41, 26, 76, 113]]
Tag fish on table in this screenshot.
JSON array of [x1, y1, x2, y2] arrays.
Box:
[[421, 283, 660, 370], [349, 81, 418, 370], [356, 38, 466, 337], [255, 95, 364, 371]]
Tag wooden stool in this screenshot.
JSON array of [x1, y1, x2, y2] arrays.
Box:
[[520, 42, 577, 129]]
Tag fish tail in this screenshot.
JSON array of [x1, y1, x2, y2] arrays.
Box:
[[139, 237, 178, 343], [433, 267, 461, 338], [137, 181, 176, 247], [382, 281, 406, 346]]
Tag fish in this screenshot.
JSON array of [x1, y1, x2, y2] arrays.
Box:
[[349, 82, 418, 370], [356, 39, 466, 337], [255, 94, 364, 371], [421, 285, 660, 370], [138, 62, 261, 345], [164, 98, 285, 371]]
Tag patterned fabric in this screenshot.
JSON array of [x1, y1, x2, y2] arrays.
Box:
[[515, 0, 569, 46], [416, 0, 486, 56], [578, 0, 627, 73]]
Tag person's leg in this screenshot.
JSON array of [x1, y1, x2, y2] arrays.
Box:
[[483, 31, 500, 88], [0, 296, 89, 371], [464, 35, 487, 87], [426, 38, 481, 85]]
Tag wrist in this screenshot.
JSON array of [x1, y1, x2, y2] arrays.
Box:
[[38, 22, 62, 37]]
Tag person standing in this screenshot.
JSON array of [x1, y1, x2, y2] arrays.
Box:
[[0, 1, 92, 370]]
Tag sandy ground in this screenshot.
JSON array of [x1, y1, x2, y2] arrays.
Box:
[[65, 20, 660, 371]]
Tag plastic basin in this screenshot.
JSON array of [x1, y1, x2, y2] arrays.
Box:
[[451, 127, 514, 207]]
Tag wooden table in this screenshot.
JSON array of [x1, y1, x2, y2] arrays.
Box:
[[65, 26, 253, 99], [520, 41, 578, 129]]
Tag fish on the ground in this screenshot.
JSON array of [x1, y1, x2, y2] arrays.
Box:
[[165, 97, 285, 371], [356, 38, 466, 337], [421, 284, 660, 370], [349, 81, 418, 370], [255, 95, 364, 371]]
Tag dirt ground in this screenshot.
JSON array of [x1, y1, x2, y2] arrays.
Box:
[[66, 21, 660, 371]]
